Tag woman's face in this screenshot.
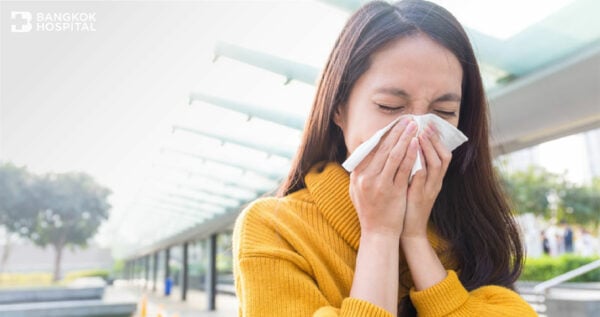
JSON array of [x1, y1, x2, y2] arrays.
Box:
[[334, 32, 463, 159]]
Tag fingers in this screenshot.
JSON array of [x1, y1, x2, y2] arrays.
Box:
[[408, 143, 426, 190], [425, 123, 452, 171], [418, 128, 441, 186], [379, 120, 417, 183], [392, 136, 419, 186], [363, 117, 411, 176], [418, 123, 452, 192]]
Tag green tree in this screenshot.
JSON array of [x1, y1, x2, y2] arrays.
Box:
[[500, 165, 563, 217], [29, 172, 112, 281], [0, 163, 38, 272], [559, 178, 600, 229]]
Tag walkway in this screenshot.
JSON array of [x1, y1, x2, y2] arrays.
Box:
[[108, 280, 238, 317]]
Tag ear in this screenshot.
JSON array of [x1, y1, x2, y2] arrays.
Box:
[[332, 104, 345, 131]]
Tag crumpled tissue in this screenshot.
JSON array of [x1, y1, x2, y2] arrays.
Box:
[[341, 113, 468, 180]]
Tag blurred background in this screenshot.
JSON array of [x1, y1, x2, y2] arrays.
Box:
[[1, 0, 599, 317]]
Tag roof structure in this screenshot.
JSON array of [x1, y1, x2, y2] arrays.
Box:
[[124, 0, 600, 258]]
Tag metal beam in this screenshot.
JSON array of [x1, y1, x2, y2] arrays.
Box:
[[166, 192, 240, 209], [150, 180, 257, 204], [154, 195, 228, 213], [173, 125, 295, 159], [206, 234, 217, 311], [162, 146, 284, 181], [164, 248, 170, 296], [213, 41, 319, 86], [140, 203, 208, 223], [317, 0, 366, 12], [152, 252, 158, 292], [125, 200, 253, 259], [152, 163, 277, 193], [144, 255, 150, 289], [143, 205, 210, 226], [189, 91, 305, 130], [153, 197, 226, 216], [182, 241, 189, 301], [489, 43, 600, 155]]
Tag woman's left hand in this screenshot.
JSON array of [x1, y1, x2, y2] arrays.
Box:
[[401, 122, 452, 239]]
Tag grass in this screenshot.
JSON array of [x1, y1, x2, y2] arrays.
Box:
[[0, 269, 110, 288], [520, 254, 600, 282]]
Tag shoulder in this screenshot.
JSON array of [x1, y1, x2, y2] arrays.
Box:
[[234, 189, 314, 229], [232, 189, 316, 257], [235, 196, 281, 225]]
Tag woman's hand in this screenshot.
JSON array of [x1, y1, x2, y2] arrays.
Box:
[[402, 122, 452, 239], [348, 117, 419, 315], [349, 117, 419, 237]]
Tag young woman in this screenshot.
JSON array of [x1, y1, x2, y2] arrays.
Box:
[[232, 0, 537, 316]]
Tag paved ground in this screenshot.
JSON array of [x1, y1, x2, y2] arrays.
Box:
[[109, 280, 600, 317], [108, 280, 238, 317]]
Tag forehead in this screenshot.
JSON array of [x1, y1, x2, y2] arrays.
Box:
[[363, 33, 463, 95]]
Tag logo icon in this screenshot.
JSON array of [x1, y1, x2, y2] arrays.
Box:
[[11, 11, 33, 32]]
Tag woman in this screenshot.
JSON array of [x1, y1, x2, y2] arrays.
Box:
[[232, 0, 537, 316]]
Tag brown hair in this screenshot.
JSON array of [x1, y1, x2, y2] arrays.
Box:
[[277, 0, 524, 315]]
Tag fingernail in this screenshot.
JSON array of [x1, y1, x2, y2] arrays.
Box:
[[428, 122, 438, 133], [407, 121, 417, 132], [410, 136, 418, 148], [398, 117, 410, 126], [424, 125, 433, 137]]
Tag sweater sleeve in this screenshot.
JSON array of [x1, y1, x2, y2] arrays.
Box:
[[235, 255, 394, 317], [409, 270, 538, 317], [233, 197, 395, 316]]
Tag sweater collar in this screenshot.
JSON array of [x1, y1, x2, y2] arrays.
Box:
[[304, 161, 449, 255], [304, 161, 361, 250]]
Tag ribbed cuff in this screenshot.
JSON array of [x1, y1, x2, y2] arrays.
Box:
[[409, 270, 469, 317], [340, 297, 395, 317]]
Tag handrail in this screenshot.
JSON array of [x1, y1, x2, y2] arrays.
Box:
[[533, 259, 600, 293]]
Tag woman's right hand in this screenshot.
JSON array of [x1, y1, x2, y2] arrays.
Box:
[[349, 117, 419, 237]]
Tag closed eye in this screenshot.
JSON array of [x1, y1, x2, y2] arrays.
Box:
[[377, 104, 405, 113], [435, 110, 457, 117]]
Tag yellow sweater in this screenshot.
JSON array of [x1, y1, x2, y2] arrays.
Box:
[[232, 161, 537, 316]]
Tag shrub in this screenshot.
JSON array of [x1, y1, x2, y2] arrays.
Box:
[[520, 254, 600, 282], [63, 269, 110, 283]]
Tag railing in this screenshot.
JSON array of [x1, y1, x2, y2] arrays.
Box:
[[521, 259, 600, 317], [533, 259, 600, 293]]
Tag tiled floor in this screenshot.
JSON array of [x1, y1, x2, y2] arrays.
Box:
[[108, 280, 238, 317]]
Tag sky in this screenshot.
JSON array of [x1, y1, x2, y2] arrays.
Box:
[[1, 0, 595, 256]]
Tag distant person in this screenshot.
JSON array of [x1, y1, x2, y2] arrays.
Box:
[[561, 220, 574, 253], [232, 0, 537, 316], [541, 230, 550, 255]]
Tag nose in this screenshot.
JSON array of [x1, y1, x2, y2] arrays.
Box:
[[409, 103, 429, 116]]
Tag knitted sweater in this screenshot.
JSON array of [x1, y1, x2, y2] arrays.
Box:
[[232, 161, 537, 316]]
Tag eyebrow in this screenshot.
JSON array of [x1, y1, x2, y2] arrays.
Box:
[[374, 87, 461, 103]]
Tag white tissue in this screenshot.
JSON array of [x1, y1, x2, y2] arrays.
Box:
[[341, 114, 468, 180]]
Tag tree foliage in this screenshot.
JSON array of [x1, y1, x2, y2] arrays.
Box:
[[0, 163, 38, 234], [29, 172, 111, 249], [499, 165, 563, 217], [559, 178, 600, 229], [0, 162, 112, 280], [500, 165, 600, 229]]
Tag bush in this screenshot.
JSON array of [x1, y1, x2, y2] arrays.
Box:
[[0, 272, 53, 288], [520, 254, 600, 282], [0, 269, 110, 287], [63, 269, 110, 283]]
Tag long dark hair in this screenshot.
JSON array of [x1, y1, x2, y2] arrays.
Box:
[[276, 0, 524, 315]]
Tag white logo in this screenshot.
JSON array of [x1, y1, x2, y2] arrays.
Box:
[[11, 11, 32, 32], [10, 11, 97, 33]]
